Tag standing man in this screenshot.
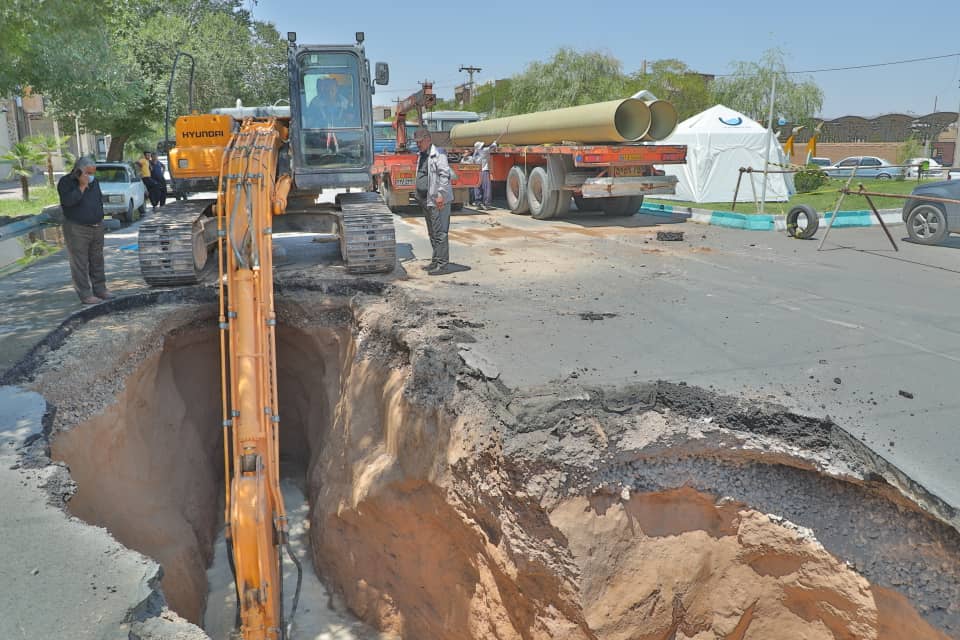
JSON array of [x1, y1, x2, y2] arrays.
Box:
[[137, 151, 156, 209], [478, 141, 496, 210], [414, 128, 454, 275], [149, 152, 167, 209], [57, 156, 112, 304]]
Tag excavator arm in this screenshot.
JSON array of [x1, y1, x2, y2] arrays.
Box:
[[394, 81, 435, 151], [217, 117, 295, 640]]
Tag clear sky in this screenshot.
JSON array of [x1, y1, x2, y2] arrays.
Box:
[[250, 0, 960, 118]]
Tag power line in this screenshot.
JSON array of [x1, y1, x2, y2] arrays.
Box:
[[716, 52, 960, 76]]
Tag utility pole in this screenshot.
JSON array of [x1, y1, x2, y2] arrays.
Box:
[[459, 65, 482, 103]]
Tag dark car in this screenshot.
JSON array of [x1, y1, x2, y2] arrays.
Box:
[[901, 179, 960, 244]]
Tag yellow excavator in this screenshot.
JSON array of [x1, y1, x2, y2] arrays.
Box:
[[143, 33, 393, 638]]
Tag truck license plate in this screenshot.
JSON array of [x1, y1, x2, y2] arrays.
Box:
[[612, 166, 645, 177]]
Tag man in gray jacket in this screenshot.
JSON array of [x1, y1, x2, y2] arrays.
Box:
[[414, 128, 455, 275]]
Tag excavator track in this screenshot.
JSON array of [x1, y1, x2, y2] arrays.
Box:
[[338, 191, 397, 274], [138, 199, 214, 286]]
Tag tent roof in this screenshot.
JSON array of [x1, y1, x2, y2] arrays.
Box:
[[673, 104, 768, 134]]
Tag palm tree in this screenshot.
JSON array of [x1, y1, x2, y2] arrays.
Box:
[[0, 142, 45, 201], [28, 135, 73, 188]]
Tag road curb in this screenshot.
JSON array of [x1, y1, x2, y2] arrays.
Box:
[[640, 202, 903, 232]]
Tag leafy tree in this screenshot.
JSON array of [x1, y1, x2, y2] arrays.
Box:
[[1, 142, 45, 201], [500, 48, 629, 115], [625, 59, 712, 120], [27, 134, 73, 188], [712, 49, 823, 126], [4, 0, 286, 160]]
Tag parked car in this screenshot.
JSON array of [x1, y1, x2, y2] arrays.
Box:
[[823, 156, 903, 180], [95, 162, 147, 223], [901, 179, 960, 244], [904, 157, 944, 179], [808, 157, 831, 167]]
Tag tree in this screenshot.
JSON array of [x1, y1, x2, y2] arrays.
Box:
[[4, 0, 287, 161], [625, 59, 712, 121], [501, 48, 629, 115], [1, 142, 45, 201], [27, 134, 73, 188], [712, 49, 823, 126]]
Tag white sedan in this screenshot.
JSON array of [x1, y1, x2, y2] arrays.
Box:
[[96, 162, 147, 223], [904, 157, 944, 179]]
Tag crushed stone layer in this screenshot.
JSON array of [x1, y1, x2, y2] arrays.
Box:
[[2, 286, 958, 639]]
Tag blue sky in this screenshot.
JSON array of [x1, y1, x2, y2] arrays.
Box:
[[251, 0, 960, 118]]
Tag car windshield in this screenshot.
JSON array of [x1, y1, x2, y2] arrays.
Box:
[[96, 167, 129, 183], [298, 52, 365, 169]]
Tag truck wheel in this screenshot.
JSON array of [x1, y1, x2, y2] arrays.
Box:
[[527, 166, 560, 220], [906, 203, 948, 244], [506, 166, 530, 214], [627, 195, 645, 213], [573, 195, 600, 212], [379, 176, 396, 212], [125, 199, 136, 224], [600, 196, 633, 216], [786, 204, 819, 239]]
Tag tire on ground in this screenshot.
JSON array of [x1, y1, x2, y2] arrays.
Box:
[[125, 200, 136, 224], [786, 204, 819, 239], [905, 203, 949, 245], [626, 195, 645, 213], [506, 166, 529, 214], [600, 196, 633, 216], [573, 194, 601, 212], [527, 166, 560, 220]]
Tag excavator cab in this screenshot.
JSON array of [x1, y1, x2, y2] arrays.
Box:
[[288, 32, 388, 191]]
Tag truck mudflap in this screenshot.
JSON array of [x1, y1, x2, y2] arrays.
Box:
[[579, 174, 679, 198]]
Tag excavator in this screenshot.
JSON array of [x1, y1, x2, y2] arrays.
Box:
[[142, 33, 393, 638]]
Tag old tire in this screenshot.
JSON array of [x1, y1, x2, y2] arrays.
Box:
[[905, 203, 949, 245], [627, 195, 645, 213], [600, 196, 633, 216], [786, 204, 819, 239], [124, 199, 136, 224], [574, 195, 601, 212], [138, 201, 147, 216], [528, 166, 560, 220], [506, 166, 529, 214]]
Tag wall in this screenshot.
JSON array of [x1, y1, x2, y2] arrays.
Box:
[[789, 142, 902, 165]]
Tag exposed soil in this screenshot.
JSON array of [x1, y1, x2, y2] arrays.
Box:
[[10, 285, 960, 639]]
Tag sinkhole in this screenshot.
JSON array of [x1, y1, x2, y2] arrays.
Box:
[[19, 292, 959, 640]]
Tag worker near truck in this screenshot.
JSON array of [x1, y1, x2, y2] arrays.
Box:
[[57, 156, 112, 304], [414, 127, 455, 275], [477, 141, 496, 210]]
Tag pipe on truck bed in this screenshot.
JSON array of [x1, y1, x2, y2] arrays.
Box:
[[450, 99, 652, 146]]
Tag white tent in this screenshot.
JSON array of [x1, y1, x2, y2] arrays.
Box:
[[656, 104, 795, 203]]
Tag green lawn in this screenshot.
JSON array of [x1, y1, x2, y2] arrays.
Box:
[[0, 185, 60, 219], [647, 177, 936, 215]]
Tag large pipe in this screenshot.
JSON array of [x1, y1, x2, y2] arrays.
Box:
[[630, 90, 679, 141], [449, 99, 651, 146]]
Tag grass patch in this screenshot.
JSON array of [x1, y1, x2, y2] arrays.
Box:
[[647, 178, 937, 215], [0, 185, 60, 219]]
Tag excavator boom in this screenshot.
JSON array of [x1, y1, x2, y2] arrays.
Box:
[[218, 118, 292, 639]]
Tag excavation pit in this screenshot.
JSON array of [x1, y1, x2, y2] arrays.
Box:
[[9, 288, 960, 639]]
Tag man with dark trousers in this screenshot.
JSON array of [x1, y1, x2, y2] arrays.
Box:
[[414, 128, 454, 275], [57, 156, 112, 304]]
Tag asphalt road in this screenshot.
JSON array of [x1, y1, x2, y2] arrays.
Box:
[[394, 207, 960, 512], [1, 204, 958, 519]]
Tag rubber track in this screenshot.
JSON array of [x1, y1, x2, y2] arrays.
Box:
[[138, 200, 210, 286], [338, 192, 397, 274]]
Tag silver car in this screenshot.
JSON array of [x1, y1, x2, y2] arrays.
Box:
[[901, 179, 960, 244], [96, 162, 147, 223], [824, 156, 903, 180]]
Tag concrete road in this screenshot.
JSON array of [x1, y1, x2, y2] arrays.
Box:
[[394, 206, 960, 512]]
